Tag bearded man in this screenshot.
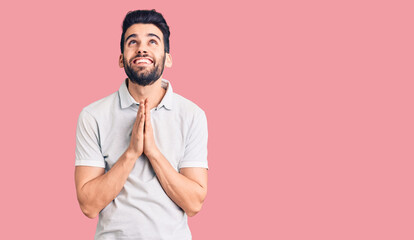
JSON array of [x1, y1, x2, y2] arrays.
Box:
[[74, 9, 208, 240]]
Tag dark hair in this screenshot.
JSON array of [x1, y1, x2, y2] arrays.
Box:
[[120, 9, 170, 53]]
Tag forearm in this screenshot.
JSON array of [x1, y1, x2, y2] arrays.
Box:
[[146, 151, 207, 217], [78, 151, 137, 218]]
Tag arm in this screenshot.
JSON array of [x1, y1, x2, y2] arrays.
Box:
[[143, 99, 208, 217], [75, 101, 146, 219], [147, 151, 208, 217], [75, 152, 138, 219]]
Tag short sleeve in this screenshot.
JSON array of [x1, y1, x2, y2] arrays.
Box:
[[75, 109, 105, 168], [179, 109, 209, 169]]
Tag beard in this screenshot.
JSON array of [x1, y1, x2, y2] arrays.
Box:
[[124, 53, 166, 86]]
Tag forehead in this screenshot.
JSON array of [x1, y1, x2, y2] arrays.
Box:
[[124, 23, 164, 40]]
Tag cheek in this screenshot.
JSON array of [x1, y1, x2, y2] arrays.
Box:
[[123, 50, 134, 60]]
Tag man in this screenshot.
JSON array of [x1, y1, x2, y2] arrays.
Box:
[[74, 9, 208, 239]]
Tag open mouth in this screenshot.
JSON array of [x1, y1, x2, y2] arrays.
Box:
[[132, 57, 153, 66]]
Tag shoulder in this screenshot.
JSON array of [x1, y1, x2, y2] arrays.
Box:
[[80, 91, 119, 120], [173, 92, 206, 118], [172, 92, 207, 131]]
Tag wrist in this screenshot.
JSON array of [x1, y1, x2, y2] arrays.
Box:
[[125, 147, 141, 161], [145, 148, 161, 160]]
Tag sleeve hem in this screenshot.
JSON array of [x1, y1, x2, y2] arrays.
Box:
[[178, 161, 209, 170], [75, 159, 105, 168]]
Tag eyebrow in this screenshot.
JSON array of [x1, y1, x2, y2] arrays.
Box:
[[147, 33, 161, 41], [125, 33, 161, 43]]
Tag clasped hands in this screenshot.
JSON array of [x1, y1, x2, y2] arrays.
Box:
[[127, 98, 160, 159]]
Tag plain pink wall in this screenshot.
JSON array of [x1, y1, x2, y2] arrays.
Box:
[[0, 0, 413, 239]]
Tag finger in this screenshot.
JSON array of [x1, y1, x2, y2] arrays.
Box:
[[139, 104, 144, 121], [134, 102, 144, 127], [139, 101, 145, 116], [131, 101, 144, 136], [138, 110, 145, 133]]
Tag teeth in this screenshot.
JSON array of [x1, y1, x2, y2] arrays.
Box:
[[134, 58, 152, 64]]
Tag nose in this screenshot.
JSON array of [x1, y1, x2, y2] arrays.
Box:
[[136, 42, 148, 54]]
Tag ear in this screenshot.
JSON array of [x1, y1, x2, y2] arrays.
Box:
[[119, 54, 124, 68], [164, 53, 172, 68]]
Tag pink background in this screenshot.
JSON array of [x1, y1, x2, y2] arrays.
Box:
[[1, 0, 413, 239]]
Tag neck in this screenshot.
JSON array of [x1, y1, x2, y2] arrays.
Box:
[[127, 78, 166, 109]]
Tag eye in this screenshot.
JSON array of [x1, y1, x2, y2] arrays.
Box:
[[149, 39, 158, 45], [129, 40, 136, 45]]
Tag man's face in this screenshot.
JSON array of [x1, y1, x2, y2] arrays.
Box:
[[120, 23, 171, 86]]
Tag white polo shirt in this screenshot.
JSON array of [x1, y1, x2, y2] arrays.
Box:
[[75, 78, 208, 240]]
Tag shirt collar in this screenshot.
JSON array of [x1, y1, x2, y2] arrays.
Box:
[[119, 78, 173, 110]]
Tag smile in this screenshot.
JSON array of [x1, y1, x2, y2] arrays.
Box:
[[132, 57, 153, 66]]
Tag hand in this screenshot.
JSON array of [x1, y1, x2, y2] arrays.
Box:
[[143, 98, 160, 158], [127, 100, 145, 159]]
